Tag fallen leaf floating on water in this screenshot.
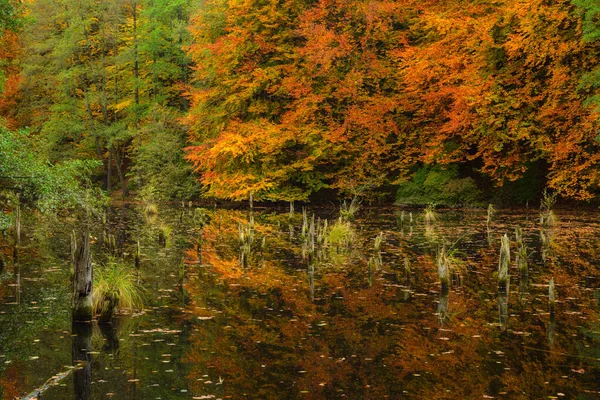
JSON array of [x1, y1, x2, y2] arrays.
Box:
[[571, 368, 585, 374], [140, 329, 182, 334]]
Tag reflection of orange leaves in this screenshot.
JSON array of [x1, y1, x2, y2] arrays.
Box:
[[206, 252, 244, 279], [0, 362, 27, 399], [182, 209, 600, 399]]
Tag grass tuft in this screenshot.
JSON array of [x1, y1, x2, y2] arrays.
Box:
[[340, 197, 361, 221], [540, 189, 558, 228], [145, 203, 158, 216], [486, 204, 496, 228], [93, 259, 143, 320], [328, 217, 354, 248]]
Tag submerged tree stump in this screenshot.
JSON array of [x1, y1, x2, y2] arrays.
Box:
[[73, 231, 93, 322]]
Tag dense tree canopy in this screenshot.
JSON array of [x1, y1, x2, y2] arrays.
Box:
[[3, 0, 200, 203], [184, 0, 600, 202], [2, 0, 600, 204]]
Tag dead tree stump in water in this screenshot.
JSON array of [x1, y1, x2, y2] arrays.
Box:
[[73, 231, 93, 322]]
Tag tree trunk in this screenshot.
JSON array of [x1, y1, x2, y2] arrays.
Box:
[[107, 147, 112, 193], [14, 259, 20, 305], [73, 231, 93, 322], [83, 89, 108, 190], [113, 144, 128, 197], [132, 0, 139, 110]]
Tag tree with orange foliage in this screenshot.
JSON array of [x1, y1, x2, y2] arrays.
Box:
[[186, 0, 600, 203], [397, 0, 600, 200], [185, 0, 423, 201], [0, 0, 22, 129]]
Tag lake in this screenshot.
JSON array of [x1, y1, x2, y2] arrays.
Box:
[[1, 204, 599, 399]]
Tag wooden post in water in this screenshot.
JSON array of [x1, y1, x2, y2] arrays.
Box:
[[437, 290, 449, 326], [549, 278, 556, 316], [73, 230, 93, 322]]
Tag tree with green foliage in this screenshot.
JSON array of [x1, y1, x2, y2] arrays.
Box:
[[0, 125, 102, 212], [395, 165, 482, 207], [573, 0, 600, 112], [14, 0, 198, 201], [0, 0, 20, 31]]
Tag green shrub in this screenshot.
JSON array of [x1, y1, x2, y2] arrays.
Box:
[[395, 165, 482, 207], [128, 106, 202, 201], [0, 126, 103, 212]]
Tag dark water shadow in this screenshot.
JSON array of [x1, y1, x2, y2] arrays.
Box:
[[72, 322, 92, 400]]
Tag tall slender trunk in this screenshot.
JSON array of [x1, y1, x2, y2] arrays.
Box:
[[83, 88, 108, 189], [132, 0, 139, 111], [179, 29, 189, 110], [107, 148, 112, 193], [15, 198, 20, 244], [113, 144, 128, 197], [152, 56, 157, 100]]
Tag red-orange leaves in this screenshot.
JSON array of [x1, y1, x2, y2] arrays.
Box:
[[186, 0, 416, 199], [186, 0, 600, 201]]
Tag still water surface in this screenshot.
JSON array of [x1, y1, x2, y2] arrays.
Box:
[[0, 205, 599, 399]]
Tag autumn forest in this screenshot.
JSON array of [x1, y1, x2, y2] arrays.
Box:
[[2, 1, 600, 399], [1, 0, 600, 206]]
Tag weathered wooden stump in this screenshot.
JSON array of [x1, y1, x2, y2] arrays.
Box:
[[73, 231, 93, 322]]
